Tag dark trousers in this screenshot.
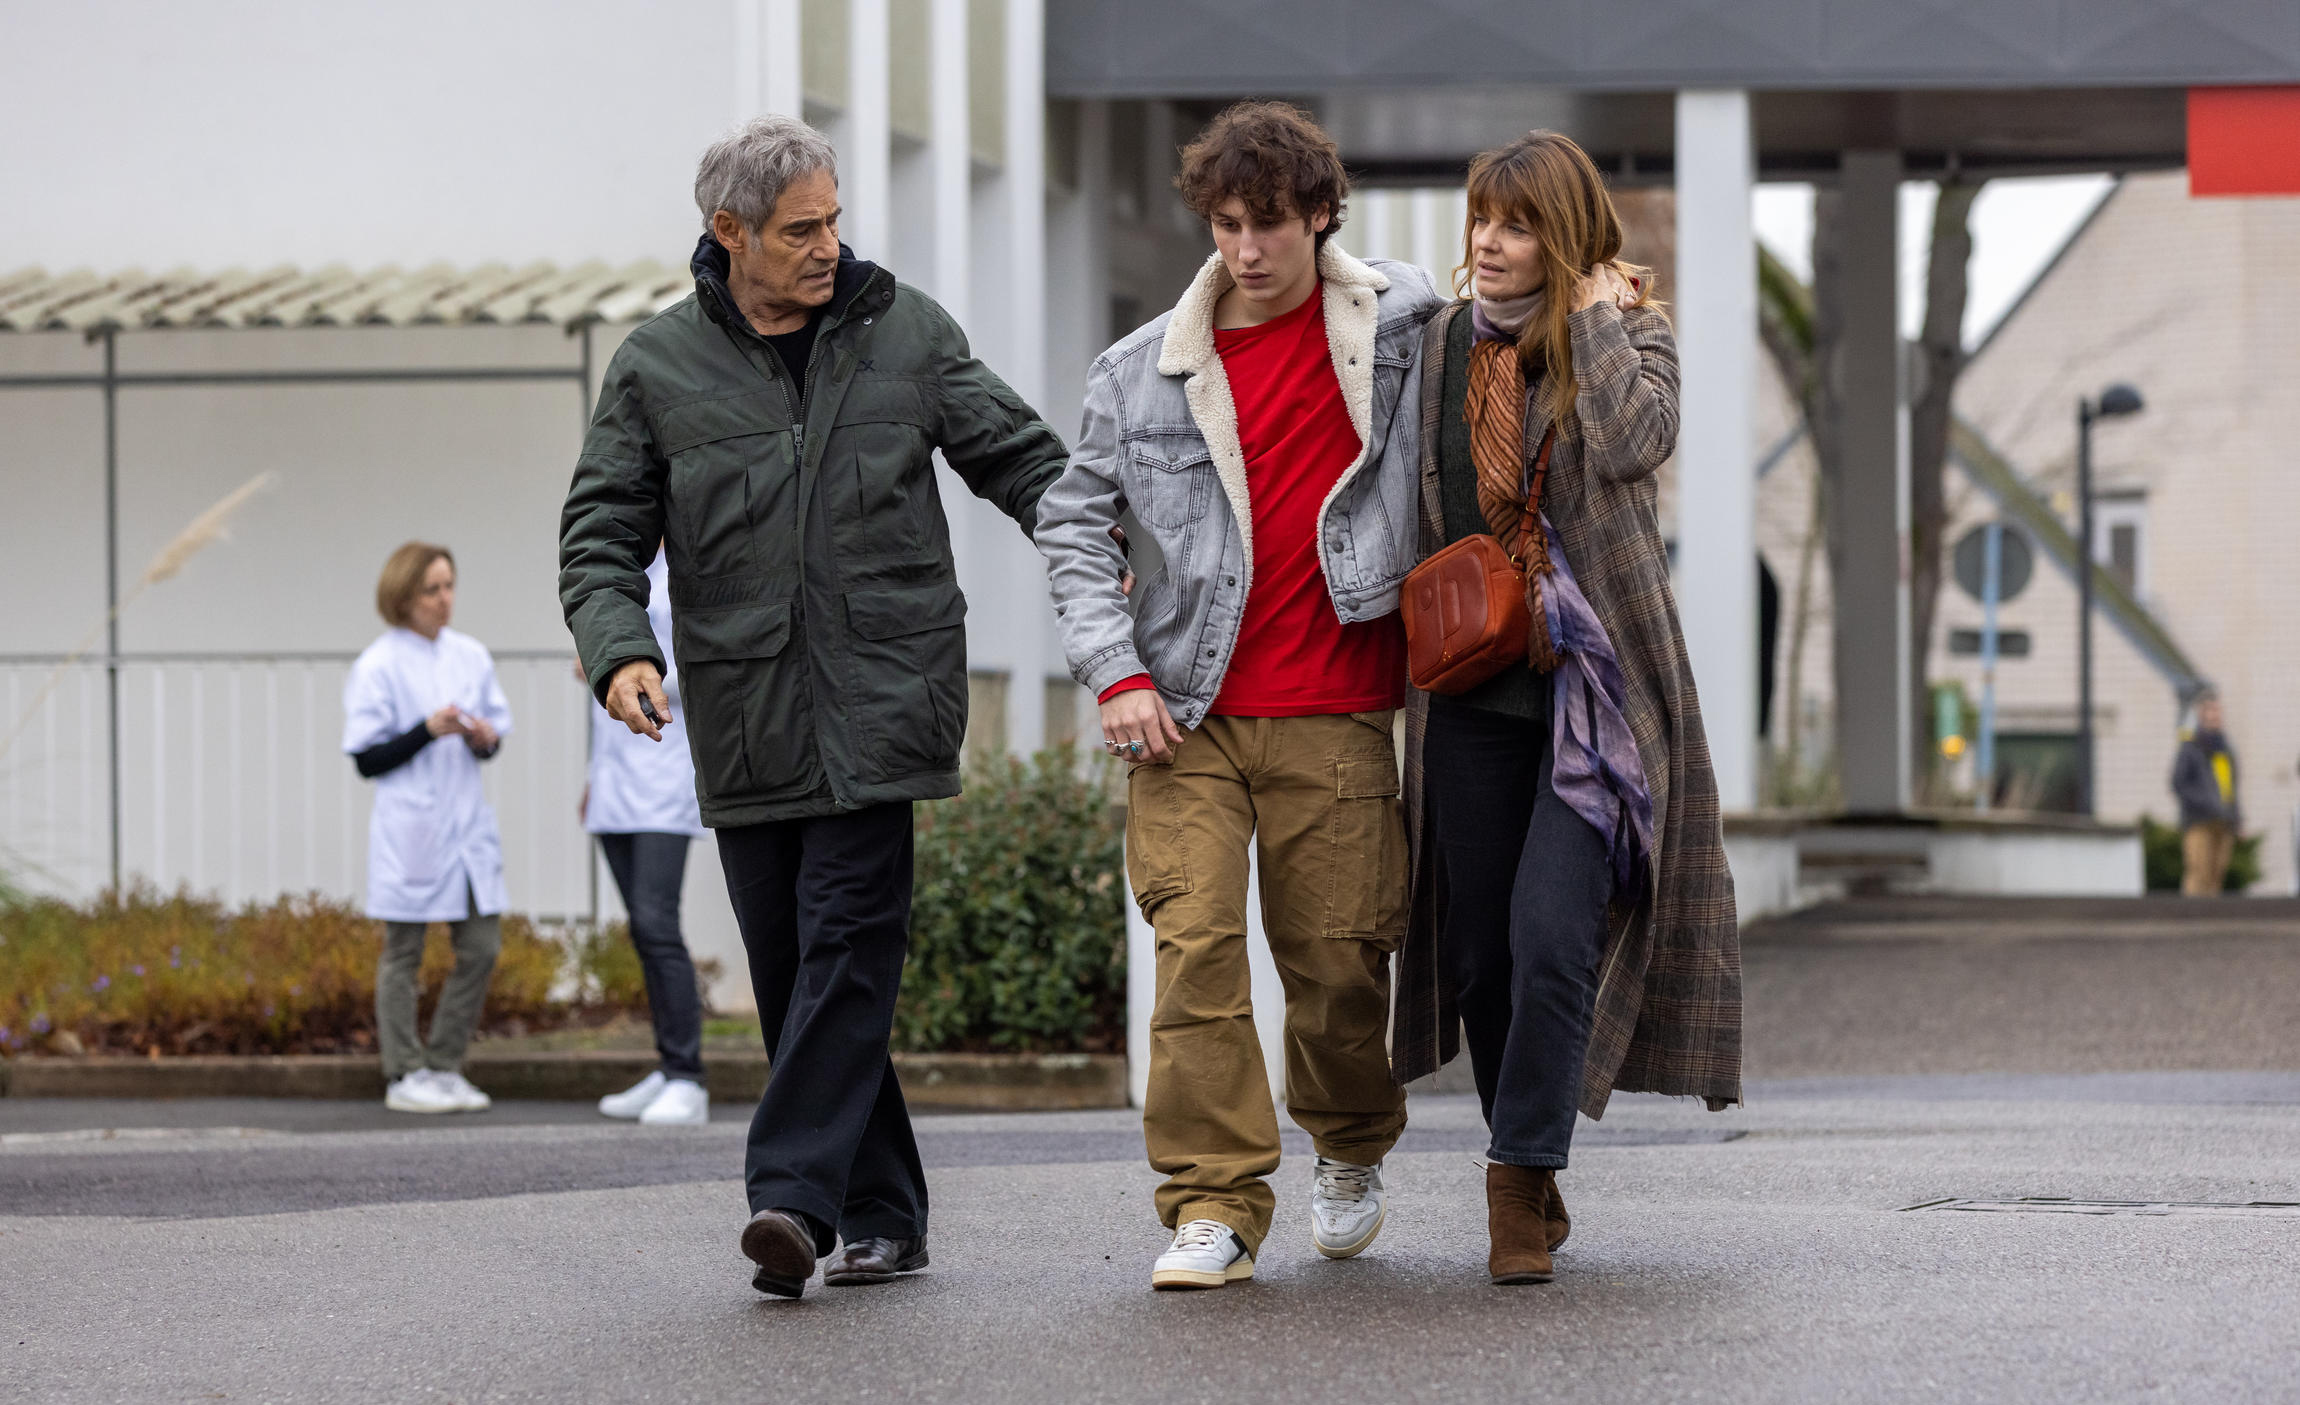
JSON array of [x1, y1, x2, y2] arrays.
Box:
[[717, 802, 926, 1253], [1424, 698, 1613, 1168], [596, 832, 705, 1081]]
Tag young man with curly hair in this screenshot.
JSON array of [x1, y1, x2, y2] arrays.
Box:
[[1036, 102, 1442, 1289]]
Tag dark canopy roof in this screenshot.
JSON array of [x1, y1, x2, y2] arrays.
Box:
[[1049, 0, 2300, 179]]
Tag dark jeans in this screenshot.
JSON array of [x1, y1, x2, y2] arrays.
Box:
[[596, 832, 704, 1081], [717, 802, 926, 1254], [1424, 697, 1613, 1169]]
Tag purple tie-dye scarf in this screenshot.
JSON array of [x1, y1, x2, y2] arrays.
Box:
[[1535, 516, 1655, 893]]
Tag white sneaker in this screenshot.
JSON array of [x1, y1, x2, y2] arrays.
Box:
[[383, 1071, 459, 1114], [1151, 1219, 1254, 1290], [1310, 1156, 1387, 1259], [599, 1070, 668, 1120], [431, 1070, 492, 1112], [637, 1078, 711, 1126]]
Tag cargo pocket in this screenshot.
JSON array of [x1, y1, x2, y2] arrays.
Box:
[[1124, 760, 1194, 918], [673, 601, 801, 799], [1329, 749, 1407, 948], [846, 581, 970, 779]]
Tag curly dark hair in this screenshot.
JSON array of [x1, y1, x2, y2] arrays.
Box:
[[1175, 101, 1348, 246]]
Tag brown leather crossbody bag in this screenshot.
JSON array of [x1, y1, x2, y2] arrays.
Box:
[[1402, 425, 1559, 694]]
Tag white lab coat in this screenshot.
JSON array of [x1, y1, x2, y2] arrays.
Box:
[[343, 625, 515, 922], [586, 552, 705, 837]]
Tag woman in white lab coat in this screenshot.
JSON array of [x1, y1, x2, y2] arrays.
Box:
[[344, 541, 514, 1115], [584, 546, 713, 1126]]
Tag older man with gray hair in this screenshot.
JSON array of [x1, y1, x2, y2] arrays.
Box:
[[559, 115, 1068, 1299]]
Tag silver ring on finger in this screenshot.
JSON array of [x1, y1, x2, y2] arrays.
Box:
[[1127, 740, 1144, 755]]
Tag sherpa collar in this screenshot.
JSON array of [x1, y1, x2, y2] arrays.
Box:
[[1154, 243, 1392, 575]]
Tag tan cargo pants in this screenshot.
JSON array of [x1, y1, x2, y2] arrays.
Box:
[[2182, 820, 2235, 896], [1126, 711, 1409, 1254]]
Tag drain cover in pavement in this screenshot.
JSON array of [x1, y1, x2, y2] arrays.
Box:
[[1903, 1197, 2300, 1218]]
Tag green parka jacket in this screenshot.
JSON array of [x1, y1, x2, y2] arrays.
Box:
[[559, 237, 1067, 827]]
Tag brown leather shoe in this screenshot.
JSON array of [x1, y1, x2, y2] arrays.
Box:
[[1546, 1175, 1571, 1251], [824, 1235, 929, 1287], [1487, 1163, 1556, 1284], [741, 1209, 821, 1299]]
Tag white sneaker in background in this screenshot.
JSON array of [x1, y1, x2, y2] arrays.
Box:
[[1151, 1219, 1254, 1290], [1309, 1156, 1387, 1259], [637, 1078, 711, 1126], [431, 1070, 492, 1112], [599, 1070, 668, 1120], [384, 1071, 459, 1114]]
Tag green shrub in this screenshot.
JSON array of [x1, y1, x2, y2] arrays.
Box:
[[0, 887, 631, 1057], [898, 745, 1127, 1053], [2140, 814, 2261, 894], [570, 921, 649, 1008], [566, 920, 725, 1012]]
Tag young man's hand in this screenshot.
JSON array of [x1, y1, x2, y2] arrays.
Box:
[[606, 660, 671, 741], [1100, 687, 1185, 764]]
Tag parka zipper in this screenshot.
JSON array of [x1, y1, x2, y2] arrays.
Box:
[[727, 267, 887, 811], [746, 265, 884, 463]]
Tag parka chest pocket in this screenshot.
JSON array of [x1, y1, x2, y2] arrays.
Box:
[[654, 393, 797, 573], [829, 376, 939, 555], [1129, 438, 1214, 528]]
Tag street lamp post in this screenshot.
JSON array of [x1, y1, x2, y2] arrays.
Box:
[[2075, 382, 2144, 816]]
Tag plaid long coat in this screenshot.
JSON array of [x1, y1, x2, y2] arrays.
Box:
[[1392, 299, 1743, 1116]]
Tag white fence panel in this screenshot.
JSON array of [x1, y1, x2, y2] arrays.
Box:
[[0, 653, 597, 919]]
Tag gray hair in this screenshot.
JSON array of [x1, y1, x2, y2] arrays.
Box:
[[693, 116, 839, 234]]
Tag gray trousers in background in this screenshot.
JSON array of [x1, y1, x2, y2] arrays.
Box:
[[377, 887, 501, 1078]]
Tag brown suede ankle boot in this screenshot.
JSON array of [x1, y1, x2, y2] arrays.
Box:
[[1486, 1163, 1556, 1284], [1546, 1175, 1571, 1251]]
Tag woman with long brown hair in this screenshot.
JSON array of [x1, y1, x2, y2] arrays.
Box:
[[1391, 131, 1742, 1283]]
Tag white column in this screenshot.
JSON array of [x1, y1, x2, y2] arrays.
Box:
[[929, 0, 969, 325], [1048, 97, 1108, 440], [1001, 0, 1048, 754], [1832, 150, 1911, 813], [763, 0, 801, 118], [1672, 88, 1759, 812], [846, 0, 891, 259], [733, 0, 760, 120]]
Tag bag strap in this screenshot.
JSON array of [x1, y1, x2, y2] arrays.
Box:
[[1510, 426, 1557, 566]]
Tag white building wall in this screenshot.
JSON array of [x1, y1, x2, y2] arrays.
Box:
[[1954, 172, 2300, 893], [0, 0, 1153, 1004]]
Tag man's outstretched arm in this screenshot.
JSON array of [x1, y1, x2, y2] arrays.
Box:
[[559, 354, 672, 737]]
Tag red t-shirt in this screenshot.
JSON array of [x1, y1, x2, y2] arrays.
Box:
[[1200, 286, 1405, 716]]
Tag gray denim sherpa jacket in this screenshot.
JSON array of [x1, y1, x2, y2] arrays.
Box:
[[1034, 243, 1443, 728]]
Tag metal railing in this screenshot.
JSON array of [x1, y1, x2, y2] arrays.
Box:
[[0, 650, 596, 918]]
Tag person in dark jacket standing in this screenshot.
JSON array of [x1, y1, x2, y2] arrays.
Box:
[[2172, 689, 2241, 896], [559, 115, 1068, 1299]]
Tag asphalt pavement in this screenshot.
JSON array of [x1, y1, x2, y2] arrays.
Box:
[[4, 897, 2299, 1403]]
